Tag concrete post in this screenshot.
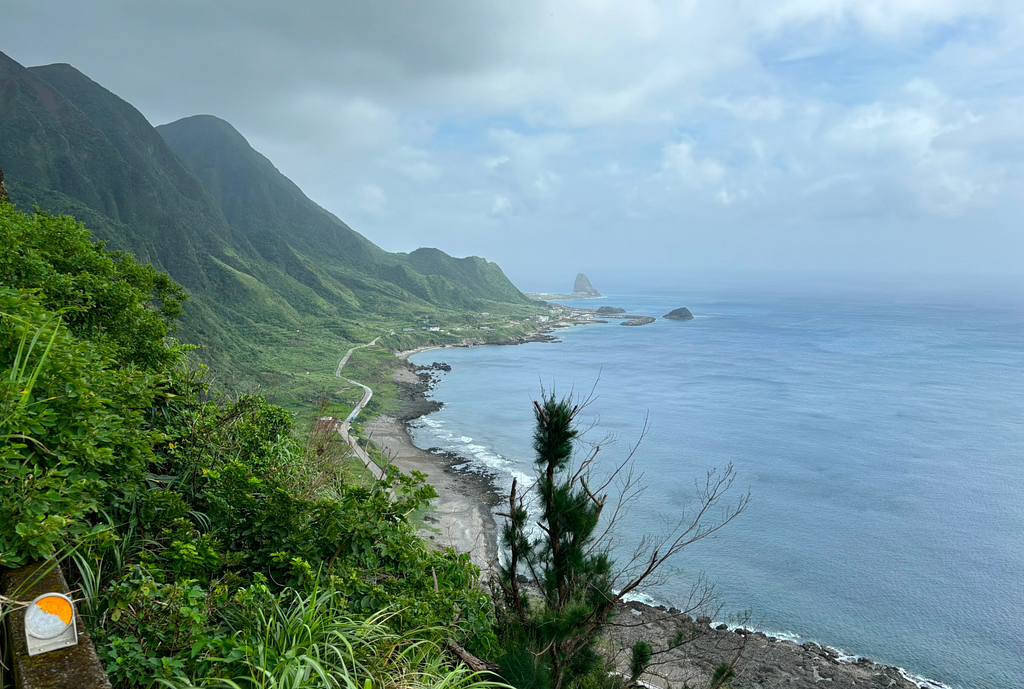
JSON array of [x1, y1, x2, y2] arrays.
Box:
[[1, 560, 111, 689]]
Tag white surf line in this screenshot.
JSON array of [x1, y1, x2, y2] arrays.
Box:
[[334, 337, 385, 482]]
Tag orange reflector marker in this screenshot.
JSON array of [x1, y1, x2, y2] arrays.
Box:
[[25, 592, 78, 656]]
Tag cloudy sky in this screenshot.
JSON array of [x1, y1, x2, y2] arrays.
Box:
[[3, 1, 1023, 291]]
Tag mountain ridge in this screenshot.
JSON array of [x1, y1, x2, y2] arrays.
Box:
[[156, 114, 528, 310], [0, 50, 537, 386]]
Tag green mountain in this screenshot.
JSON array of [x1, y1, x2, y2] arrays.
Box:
[[156, 114, 528, 309], [156, 114, 381, 268], [0, 51, 536, 389]]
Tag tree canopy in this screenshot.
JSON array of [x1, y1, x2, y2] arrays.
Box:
[[0, 200, 186, 370]]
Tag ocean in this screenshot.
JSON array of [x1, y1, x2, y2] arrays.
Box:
[[408, 289, 1024, 689]]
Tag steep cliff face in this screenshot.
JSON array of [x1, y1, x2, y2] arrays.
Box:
[[157, 115, 530, 309], [0, 49, 536, 383], [572, 273, 601, 297]]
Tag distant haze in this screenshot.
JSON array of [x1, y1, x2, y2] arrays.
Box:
[[3, 2, 1023, 293]]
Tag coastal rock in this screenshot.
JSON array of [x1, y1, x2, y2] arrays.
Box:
[[394, 364, 443, 421], [572, 273, 602, 298], [595, 306, 626, 315], [604, 601, 924, 689], [621, 316, 656, 326], [0, 159, 8, 202], [663, 307, 694, 321]]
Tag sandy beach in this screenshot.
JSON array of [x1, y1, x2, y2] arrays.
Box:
[[362, 363, 501, 580], [364, 325, 578, 578]]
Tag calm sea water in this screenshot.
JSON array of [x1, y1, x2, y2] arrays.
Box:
[[409, 290, 1024, 689]]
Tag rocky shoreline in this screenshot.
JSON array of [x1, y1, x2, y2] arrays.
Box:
[[621, 316, 656, 326], [604, 601, 937, 689], [376, 343, 950, 689]]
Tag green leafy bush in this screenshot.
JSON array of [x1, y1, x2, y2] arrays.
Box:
[[1, 202, 499, 687], [0, 202, 186, 370], [0, 289, 167, 567]]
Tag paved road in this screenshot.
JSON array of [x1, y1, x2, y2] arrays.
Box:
[[335, 336, 379, 377], [334, 338, 385, 481]]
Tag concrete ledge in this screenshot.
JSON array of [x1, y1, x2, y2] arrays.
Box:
[[2, 560, 111, 689]]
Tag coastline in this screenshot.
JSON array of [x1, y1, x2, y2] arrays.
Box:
[[362, 361, 504, 581], [375, 321, 597, 579], [370, 336, 952, 689], [392, 324, 565, 361]]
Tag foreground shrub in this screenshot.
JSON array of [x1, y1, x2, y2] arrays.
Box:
[[1, 202, 498, 686], [165, 581, 505, 689], [0, 289, 169, 567]]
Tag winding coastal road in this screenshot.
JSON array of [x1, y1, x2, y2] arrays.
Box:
[[334, 337, 385, 481]]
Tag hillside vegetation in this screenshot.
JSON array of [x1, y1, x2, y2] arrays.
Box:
[[0, 51, 544, 397], [0, 200, 502, 688]]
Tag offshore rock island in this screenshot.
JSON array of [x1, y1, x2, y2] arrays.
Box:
[[572, 272, 601, 297], [621, 316, 656, 326], [524, 272, 604, 300], [664, 307, 695, 320]]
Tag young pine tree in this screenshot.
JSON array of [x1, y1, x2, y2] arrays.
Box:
[[500, 394, 615, 689], [500, 392, 748, 689]]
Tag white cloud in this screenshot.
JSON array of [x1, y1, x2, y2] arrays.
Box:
[[393, 146, 441, 182], [3, 0, 1023, 279], [356, 184, 387, 214], [532, 171, 561, 198], [490, 195, 514, 217], [661, 141, 727, 188]]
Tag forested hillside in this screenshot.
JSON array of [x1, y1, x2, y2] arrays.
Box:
[[0, 51, 540, 392], [0, 200, 501, 688]]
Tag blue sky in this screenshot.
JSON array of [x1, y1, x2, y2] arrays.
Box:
[[2, 0, 1022, 292]]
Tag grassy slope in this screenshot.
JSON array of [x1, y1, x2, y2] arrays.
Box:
[[0, 52, 546, 401]]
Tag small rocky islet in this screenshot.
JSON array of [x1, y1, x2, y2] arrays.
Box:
[[572, 272, 602, 297], [664, 307, 694, 320], [621, 316, 656, 326]]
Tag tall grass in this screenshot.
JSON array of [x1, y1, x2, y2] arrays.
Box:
[[0, 309, 59, 444], [0, 310, 60, 687], [161, 584, 507, 689]]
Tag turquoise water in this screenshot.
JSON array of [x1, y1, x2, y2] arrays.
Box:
[[409, 289, 1024, 689]]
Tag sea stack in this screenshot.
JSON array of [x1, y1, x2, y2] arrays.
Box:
[[572, 273, 601, 298], [663, 307, 694, 321]]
